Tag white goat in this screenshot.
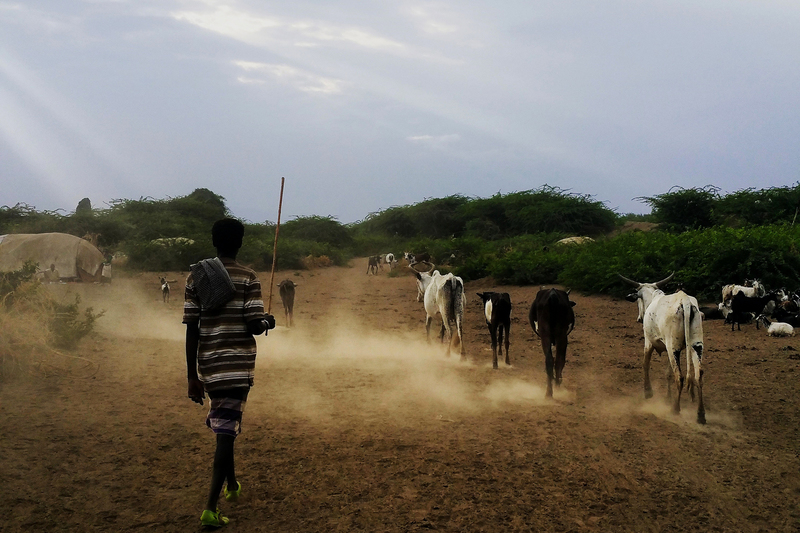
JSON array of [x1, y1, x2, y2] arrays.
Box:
[[769, 322, 795, 337], [757, 315, 795, 337], [722, 279, 764, 304]]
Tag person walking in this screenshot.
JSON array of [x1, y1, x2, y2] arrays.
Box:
[[183, 218, 275, 528]]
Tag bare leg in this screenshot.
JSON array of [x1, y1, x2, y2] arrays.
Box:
[[206, 434, 236, 512]]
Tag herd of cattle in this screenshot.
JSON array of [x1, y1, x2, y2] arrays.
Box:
[[398, 254, 798, 426], [167, 253, 797, 427]]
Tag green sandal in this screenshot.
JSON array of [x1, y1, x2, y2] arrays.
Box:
[[200, 508, 229, 528], [224, 481, 242, 502]]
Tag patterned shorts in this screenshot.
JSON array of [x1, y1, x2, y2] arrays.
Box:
[[206, 396, 247, 437]]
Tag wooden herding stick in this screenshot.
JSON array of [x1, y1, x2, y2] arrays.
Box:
[[267, 177, 285, 314]]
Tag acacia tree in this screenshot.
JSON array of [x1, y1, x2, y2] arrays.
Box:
[[638, 185, 719, 232]]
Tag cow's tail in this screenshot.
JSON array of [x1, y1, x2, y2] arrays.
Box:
[[449, 276, 465, 354], [682, 297, 704, 401]]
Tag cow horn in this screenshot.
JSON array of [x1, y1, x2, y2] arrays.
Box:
[[654, 272, 675, 288], [617, 273, 640, 287]]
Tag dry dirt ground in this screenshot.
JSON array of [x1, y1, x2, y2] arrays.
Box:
[[3, 259, 800, 532]]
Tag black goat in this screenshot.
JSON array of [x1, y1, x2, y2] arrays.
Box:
[[726, 291, 782, 331], [769, 306, 800, 327], [476, 292, 512, 369]]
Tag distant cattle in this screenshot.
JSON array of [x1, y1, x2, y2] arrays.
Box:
[[529, 288, 576, 398], [366, 255, 380, 275], [404, 251, 431, 265], [477, 292, 512, 369], [277, 279, 297, 327]]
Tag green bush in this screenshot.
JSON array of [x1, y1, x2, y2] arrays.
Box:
[[638, 186, 718, 232], [560, 225, 800, 300], [0, 261, 39, 305], [51, 295, 104, 349]]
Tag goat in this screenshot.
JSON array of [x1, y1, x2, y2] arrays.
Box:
[[277, 279, 297, 327], [726, 291, 782, 331], [768, 307, 800, 327], [721, 279, 764, 304], [477, 292, 512, 369], [530, 288, 575, 398], [385, 253, 396, 271], [366, 255, 380, 275], [756, 315, 795, 337], [619, 273, 706, 424], [160, 276, 177, 303]]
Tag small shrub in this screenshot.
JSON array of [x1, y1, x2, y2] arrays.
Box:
[[0, 260, 39, 305], [50, 295, 104, 349], [301, 255, 334, 269]]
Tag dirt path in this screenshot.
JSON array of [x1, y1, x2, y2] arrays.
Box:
[[2, 260, 799, 532]]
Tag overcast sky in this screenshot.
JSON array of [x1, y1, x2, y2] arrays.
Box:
[[1, 1, 799, 224]]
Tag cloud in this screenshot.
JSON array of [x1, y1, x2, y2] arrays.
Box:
[[403, 3, 459, 36], [234, 60, 343, 94], [171, 4, 280, 40], [171, 2, 406, 54], [407, 133, 461, 150]]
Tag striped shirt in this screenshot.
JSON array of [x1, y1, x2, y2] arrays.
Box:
[[183, 258, 265, 392]]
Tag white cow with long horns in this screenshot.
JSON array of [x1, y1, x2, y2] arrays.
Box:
[[618, 273, 707, 424]]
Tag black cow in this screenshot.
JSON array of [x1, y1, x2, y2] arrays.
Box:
[[529, 288, 576, 398], [277, 279, 297, 327], [476, 292, 512, 369]]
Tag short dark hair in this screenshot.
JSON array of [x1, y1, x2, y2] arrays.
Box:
[[212, 218, 245, 251]]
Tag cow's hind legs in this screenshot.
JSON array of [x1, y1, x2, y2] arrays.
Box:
[[643, 344, 655, 399], [503, 323, 511, 366], [692, 345, 706, 424], [554, 337, 567, 387], [542, 340, 554, 398], [490, 325, 499, 369], [669, 349, 684, 415]]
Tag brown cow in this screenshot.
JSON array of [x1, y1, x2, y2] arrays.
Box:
[[277, 279, 297, 327], [366, 255, 380, 275], [529, 288, 576, 397]]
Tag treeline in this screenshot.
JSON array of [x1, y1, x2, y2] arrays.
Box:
[[3, 184, 800, 301]]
